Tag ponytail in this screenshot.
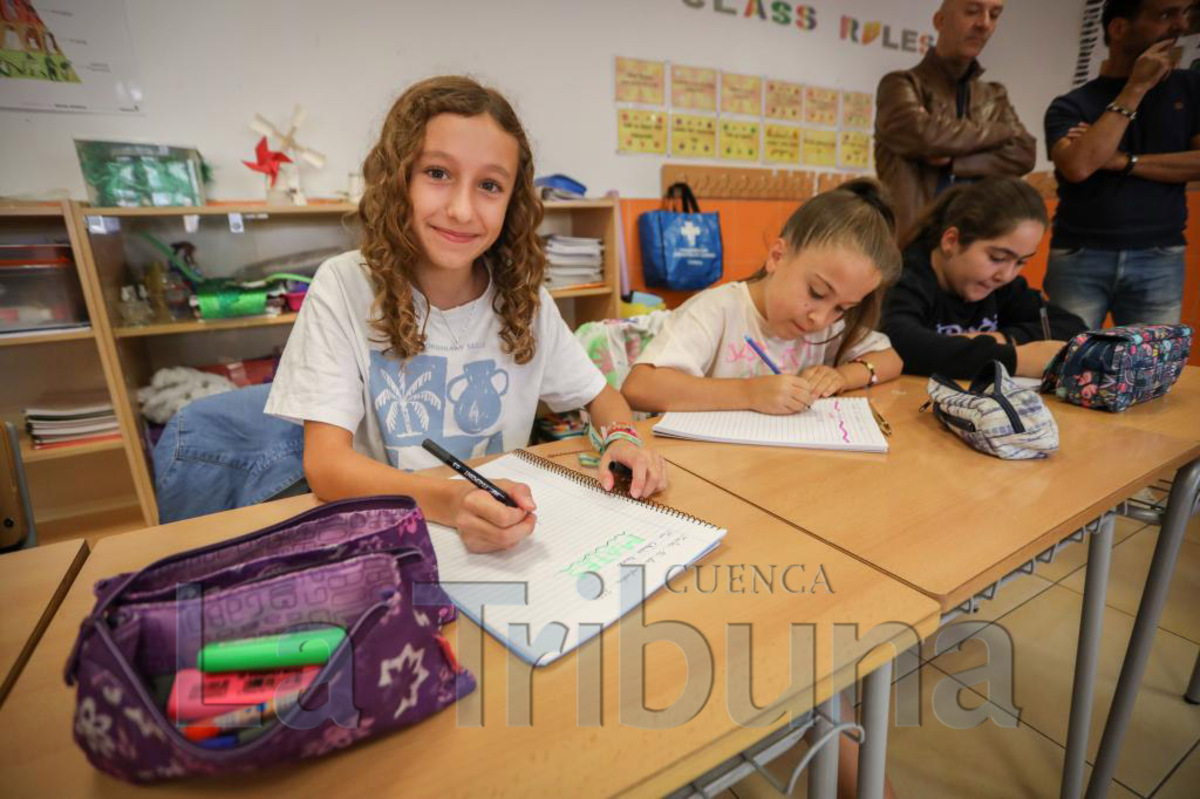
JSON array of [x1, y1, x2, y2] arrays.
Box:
[[749, 178, 901, 363]]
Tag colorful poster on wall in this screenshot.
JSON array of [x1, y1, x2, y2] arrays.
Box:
[[720, 120, 760, 161], [765, 79, 804, 121], [802, 129, 837, 167], [804, 87, 839, 127], [841, 91, 874, 129], [671, 114, 717, 158], [671, 65, 717, 111], [0, 0, 142, 114], [617, 109, 667, 154], [764, 124, 801, 165], [615, 57, 664, 105], [839, 131, 872, 169], [721, 72, 762, 116]]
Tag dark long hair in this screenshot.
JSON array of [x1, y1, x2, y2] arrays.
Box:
[[748, 178, 902, 363], [900, 177, 1049, 255]]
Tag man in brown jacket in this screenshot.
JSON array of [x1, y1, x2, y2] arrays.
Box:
[[875, 0, 1036, 235]]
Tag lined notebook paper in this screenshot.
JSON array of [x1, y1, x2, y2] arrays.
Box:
[[428, 451, 726, 666], [652, 397, 888, 453]]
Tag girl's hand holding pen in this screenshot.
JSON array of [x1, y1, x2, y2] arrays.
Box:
[[451, 478, 537, 553], [746, 375, 815, 414]]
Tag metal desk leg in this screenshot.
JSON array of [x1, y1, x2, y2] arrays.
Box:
[[809, 692, 842, 799], [1061, 514, 1115, 799], [1086, 459, 1200, 798], [1186, 650, 1200, 705], [857, 659, 893, 799]]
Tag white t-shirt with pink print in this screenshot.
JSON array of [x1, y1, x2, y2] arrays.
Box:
[[634, 281, 891, 378]]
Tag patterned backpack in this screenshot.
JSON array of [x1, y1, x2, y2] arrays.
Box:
[[1041, 324, 1192, 412]]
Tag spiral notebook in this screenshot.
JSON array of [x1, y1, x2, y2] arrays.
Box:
[[652, 398, 888, 453], [427, 450, 726, 666]]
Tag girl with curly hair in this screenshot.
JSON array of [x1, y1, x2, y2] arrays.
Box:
[[267, 76, 667, 553]]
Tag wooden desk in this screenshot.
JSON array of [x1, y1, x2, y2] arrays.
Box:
[[652, 371, 1200, 799], [0, 539, 89, 706], [0, 453, 938, 797], [1042, 366, 1200, 797], [654, 375, 1200, 609]]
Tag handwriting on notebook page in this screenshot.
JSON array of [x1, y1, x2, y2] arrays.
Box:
[[426, 452, 726, 664], [652, 397, 887, 452]]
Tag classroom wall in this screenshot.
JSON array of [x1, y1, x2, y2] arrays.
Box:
[[0, 0, 1085, 202]]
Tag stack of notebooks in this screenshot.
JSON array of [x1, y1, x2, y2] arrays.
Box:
[[24, 392, 120, 450], [544, 235, 603, 289]]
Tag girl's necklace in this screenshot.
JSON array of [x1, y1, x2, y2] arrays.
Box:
[[434, 295, 479, 351]]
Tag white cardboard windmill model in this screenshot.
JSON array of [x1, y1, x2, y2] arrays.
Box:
[[248, 105, 326, 206]]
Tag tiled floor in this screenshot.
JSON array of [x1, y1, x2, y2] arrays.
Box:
[[722, 512, 1200, 798]]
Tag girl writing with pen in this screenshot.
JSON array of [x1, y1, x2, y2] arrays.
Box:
[[266, 76, 668, 554], [622, 179, 904, 415], [881, 177, 1087, 379]]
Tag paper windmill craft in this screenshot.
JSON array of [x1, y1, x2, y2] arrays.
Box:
[[243, 136, 292, 188]]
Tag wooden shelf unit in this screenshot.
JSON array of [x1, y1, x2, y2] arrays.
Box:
[[72, 202, 370, 527], [0, 204, 67, 218], [540, 198, 621, 321], [6, 198, 623, 535], [80, 202, 358, 218], [18, 430, 124, 463], [1, 201, 150, 542], [0, 327, 93, 348], [113, 312, 299, 338]]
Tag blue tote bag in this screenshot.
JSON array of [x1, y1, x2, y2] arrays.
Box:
[[638, 182, 723, 291]]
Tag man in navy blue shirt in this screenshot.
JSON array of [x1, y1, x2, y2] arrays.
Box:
[[1043, 0, 1198, 329]]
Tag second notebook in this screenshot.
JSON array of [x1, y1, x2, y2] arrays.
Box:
[[652, 398, 888, 453]]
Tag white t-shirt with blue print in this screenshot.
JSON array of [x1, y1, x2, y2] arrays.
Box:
[[266, 251, 607, 471]]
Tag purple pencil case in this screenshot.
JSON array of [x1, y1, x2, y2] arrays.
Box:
[[64, 496, 475, 783]]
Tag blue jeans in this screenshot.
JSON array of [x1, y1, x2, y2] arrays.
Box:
[[1043, 246, 1186, 331], [153, 384, 306, 523]]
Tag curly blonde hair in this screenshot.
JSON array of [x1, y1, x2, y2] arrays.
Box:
[[358, 76, 545, 364]]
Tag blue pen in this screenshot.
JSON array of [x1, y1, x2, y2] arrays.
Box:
[[744, 335, 782, 375]]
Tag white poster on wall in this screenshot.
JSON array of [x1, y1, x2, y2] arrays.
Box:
[[0, 0, 142, 114]]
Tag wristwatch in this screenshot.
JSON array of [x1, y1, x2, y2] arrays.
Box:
[[851, 358, 878, 386], [1122, 153, 1139, 176], [1105, 101, 1138, 120]]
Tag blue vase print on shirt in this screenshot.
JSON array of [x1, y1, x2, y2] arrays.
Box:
[[447, 359, 509, 434]]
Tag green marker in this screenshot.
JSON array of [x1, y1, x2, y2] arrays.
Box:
[[197, 626, 346, 673]]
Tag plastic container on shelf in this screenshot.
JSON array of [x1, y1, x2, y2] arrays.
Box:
[[284, 285, 308, 312], [0, 244, 88, 333]]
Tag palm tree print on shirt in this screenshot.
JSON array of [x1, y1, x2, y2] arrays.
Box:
[[374, 363, 443, 436], [371, 354, 448, 443]]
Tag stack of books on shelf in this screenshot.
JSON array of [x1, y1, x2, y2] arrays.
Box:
[[24, 392, 120, 451], [544, 235, 603, 290]]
